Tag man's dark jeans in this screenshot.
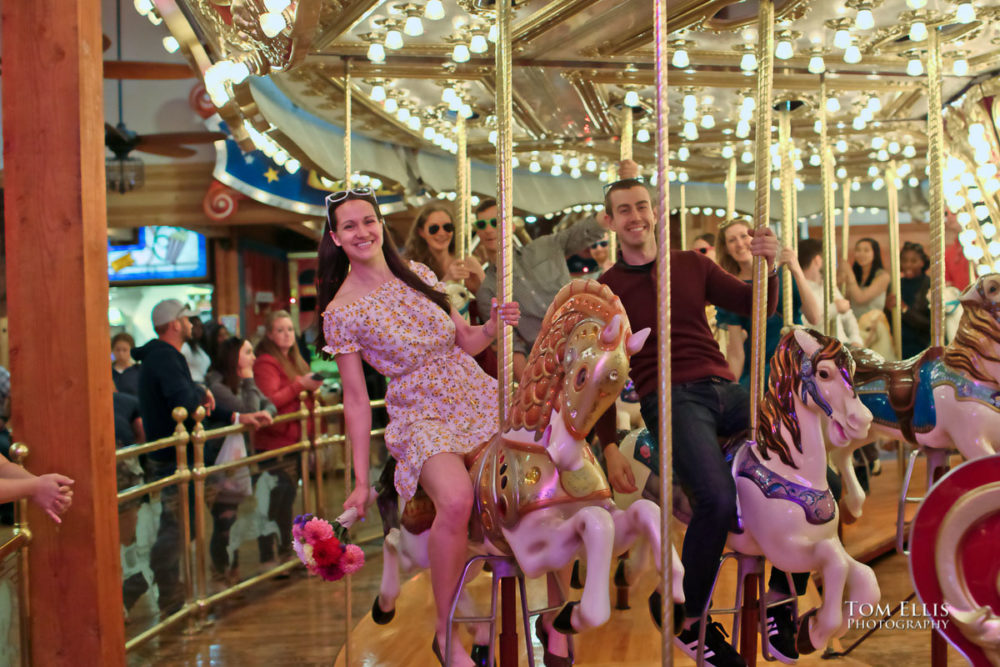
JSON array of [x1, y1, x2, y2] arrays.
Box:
[[148, 463, 193, 614]]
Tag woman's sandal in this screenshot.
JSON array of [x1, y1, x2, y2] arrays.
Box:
[[534, 617, 573, 667]]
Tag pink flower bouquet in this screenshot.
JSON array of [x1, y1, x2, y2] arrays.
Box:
[[292, 513, 365, 582]]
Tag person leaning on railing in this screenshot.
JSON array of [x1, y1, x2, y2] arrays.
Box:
[[205, 336, 276, 582]]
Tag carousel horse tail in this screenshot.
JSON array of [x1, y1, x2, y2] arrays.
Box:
[[646, 590, 685, 636], [375, 457, 399, 535]]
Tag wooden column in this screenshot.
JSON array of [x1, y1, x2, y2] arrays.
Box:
[[213, 236, 242, 332], [1, 1, 126, 665]]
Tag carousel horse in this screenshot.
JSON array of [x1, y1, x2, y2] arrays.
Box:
[[615, 328, 879, 654], [371, 280, 684, 651], [835, 273, 1000, 517], [856, 309, 897, 362]]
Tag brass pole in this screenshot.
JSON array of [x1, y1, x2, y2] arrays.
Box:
[[887, 163, 903, 358], [496, 0, 513, 414], [926, 28, 945, 346], [457, 113, 468, 259], [614, 106, 633, 264], [749, 0, 774, 435], [779, 111, 794, 326], [679, 184, 687, 251], [344, 58, 352, 183], [653, 0, 673, 659], [822, 172, 839, 337], [179, 408, 203, 629], [342, 400, 353, 666], [312, 391, 325, 517], [820, 76, 836, 337], [10, 443, 31, 666], [726, 156, 738, 222], [191, 416, 208, 621]]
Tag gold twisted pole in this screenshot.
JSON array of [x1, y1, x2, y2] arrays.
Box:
[[653, 0, 673, 660], [927, 28, 945, 346], [457, 112, 468, 259], [613, 106, 634, 264], [779, 110, 795, 326], [887, 162, 903, 358], [726, 156, 737, 222], [840, 178, 852, 294], [495, 1, 513, 421], [749, 0, 774, 434], [820, 76, 836, 337], [679, 184, 687, 251], [344, 59, 351, 183]]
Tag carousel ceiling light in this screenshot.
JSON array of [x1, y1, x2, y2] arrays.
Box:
[[872, 177, 885, 190], [909, 21, 927, 42], [551, 164, 563, 176], [856, 6, 875, 30], [736, 119, 751, 138], [968, 187, 983, 202], [853, 116, 867, 130], [877, 149, 889, 161], [683, 122, 699, 141], [872, 136, 886, 149], [259, 12, 287, 37], [907, 0, 927, 8], [909, 176, 920, 187], [469, 34, 488, 53], [722, 145, 735, 159], [906, 55, 923, 76], [423, 126, 435, 140], [367, 41, 386, 63], [843, 43, 862, 64], [679, 171, 690, 183], [956, 2, 976, 23], [385, 27, 404, 50], [384, 97, 399, 113], [701, 113, 715, 129], [371, 84, 387, 102], [452, 43, 470, 62], [510, 156, 519, 168], [837, 165, 848, 178], [814, 120, 823, 134], [958, 211, 973, 226], [683, 105, 698, 121], [810, 154, 822, 166], [979, 207, 992, 223], [796, 178, 805, 191], [552, 153, 565, 165], [460, 104, 473, 118], [424, 0, 446, 20], [978, 164, 998, 179], [851, 180, 862, 191], [404, 15, 424, 36], [741, 51, 758, 72], [397, 107, 411, 122], [834, 27, 852, 50], [772, 177, 781, 191], [869, 165, 880, 177], [636, 127, 650, 142], [586, 159, 597, 172], [568, 155, 580, 168], [162, 36, 180, 53], [888, 140, 900, 154], [953, 55, 969, 76], [836, 139, 849, 153], [264, 0, 291, 10], [672, 46, 690, 69], [826, 97, 841, 113], [488, 129, 498, 144], [668, 171, 678, 182], [903, 144, 917, 158], [775, 32, 795, 60], [986, 178, 1000, 195], [741, 150, 754, 163], [624, 90, 641, 107], [808, 51, 826, 74], [448, 96, 462, 112], [133, 0, 153, 13], [285, 159, 300, 174], [678, 146, 690, 161], [529, 160, 541, 173], [748, 180, 755, 190], [794, 158, 804, 170], [488, 24, 498, 42]]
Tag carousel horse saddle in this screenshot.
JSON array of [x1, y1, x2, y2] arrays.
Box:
[[853, 347, 942, 443], [734, 446, 837, 525]]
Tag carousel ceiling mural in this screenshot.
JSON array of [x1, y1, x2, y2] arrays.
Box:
[[144, 0, 1000, 268]]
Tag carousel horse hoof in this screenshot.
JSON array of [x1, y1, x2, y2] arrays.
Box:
[[370, 596, 395, 625], [535, 617, 573, 667], [570, 560, 583, 589], [613, 558, 629, 588], [431, 636, 445, 666], [795, 608, 820, 655], [470, 643, 492, 667], [551, 601, 579, 635], [647, 591, 683, 634]]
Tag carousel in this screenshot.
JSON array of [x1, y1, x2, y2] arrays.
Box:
[[3, 0, 1000, 665]]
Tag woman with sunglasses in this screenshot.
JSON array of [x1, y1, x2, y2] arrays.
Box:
[[319, 188, 519, 667], [587, 233, 614, 278], [404, 203, 485, 294]]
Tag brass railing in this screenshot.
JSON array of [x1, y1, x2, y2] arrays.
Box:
[[118, 391, 388, 654], [0, 443, 33, 667]]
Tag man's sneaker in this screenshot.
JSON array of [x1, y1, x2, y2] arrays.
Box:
[[674, 617, 747, 667], [766, 601, 799, 664]]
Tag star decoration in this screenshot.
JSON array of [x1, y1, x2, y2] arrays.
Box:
[[264, 168, 279, 183]]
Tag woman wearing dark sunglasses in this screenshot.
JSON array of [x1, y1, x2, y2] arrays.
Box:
[[404, 203, 484, 294], [587, 233, 614, 278]]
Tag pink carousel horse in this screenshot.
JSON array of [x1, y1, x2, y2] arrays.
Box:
[[371, 280, 684, 654], [834, 273, 1000, 518]]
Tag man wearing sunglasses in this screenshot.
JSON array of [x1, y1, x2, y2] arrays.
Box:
[[592, 160, 792, 667], [473, 196, 607, 380]]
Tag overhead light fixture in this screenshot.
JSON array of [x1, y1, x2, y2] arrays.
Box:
[[385, 27, 404, 50], [826, 97, 841, 113], [907, 55, 924, 76], [736, 119, 751, 138], [550, 164, 562, 176], [683, 122, 699, 141], [529, 159, 541, 173], [384, 97, 399, 114], [909, 20, 927, 42], [701, 113, 715, 129], [902, 144, 917, 158], [636, 127, 650, 142], [452, 43, 470, 63], [259, 12, 287, 38], [285, 159, 300, 174], [424, 0, 446, 20], [853, 116, 866, 130], [404, 15, 424, 36], [810, 154, 822, 166], [397, 107, 411, 122], [741, 150, 753, 164], [678, 146, 690, 161], [872, 136, 886, 149], [133, 0, 154, 13], [837, 166, 848, 178], [836, 139, 849, 152], [469, 34, 488, 53], [624, 90, 640, 107], [367, 41, 386, 63], [423, 126, 435, 141], [264, 0, 291, 10], [834, 28, 852, 50], [808, 51, 826, 74], [775, 32, 794, 60], [672, 47, 689, 69], [856, 6, 875, 30], [907, 0, 927, 8], [721, 145, 734, 159], [162, 36, 180, 53], [370, 83, 386, 102], [956, 2, 976, 23], [867, 95, 882, 112], [740, 51, 758, 72], [488, 24, 498, 42], [678, 171, 690, 183], [953, 54, 969, 76], [843, 42, 862, 64]]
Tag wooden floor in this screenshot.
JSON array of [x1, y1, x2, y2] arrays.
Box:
[[128, 452, 969, 666]]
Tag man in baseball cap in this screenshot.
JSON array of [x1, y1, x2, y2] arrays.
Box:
[[149, 299, 196, 330]]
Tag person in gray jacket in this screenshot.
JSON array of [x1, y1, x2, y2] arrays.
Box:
[[205, 336, 276, 581], [474, 197, 607, 379]]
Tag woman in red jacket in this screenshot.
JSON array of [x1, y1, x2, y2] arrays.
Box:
[[253, 310, 323, 565]]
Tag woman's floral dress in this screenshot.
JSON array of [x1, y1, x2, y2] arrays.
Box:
[[323, 262, 498, 500]]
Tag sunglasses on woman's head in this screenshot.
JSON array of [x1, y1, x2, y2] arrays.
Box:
[[427, 223, 455, 235], [590, 240, 609, 249], [325, 187, 376, 205], [475, 218, 498, 230], [696, 247, 713, 254]]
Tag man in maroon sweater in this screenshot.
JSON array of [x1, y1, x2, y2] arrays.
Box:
[[594, 162, 789, 667]]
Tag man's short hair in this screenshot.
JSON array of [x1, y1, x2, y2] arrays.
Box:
[[474, 198, 497, 217], [798, 238, 823, 269], [603, 178, 651, 214], [154, 322, 172, 337]]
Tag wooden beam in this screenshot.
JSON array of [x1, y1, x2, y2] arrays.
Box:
[[1, 1, 125, 664]]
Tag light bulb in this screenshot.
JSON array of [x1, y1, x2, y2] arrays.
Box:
[[909, 21, 927, 42], [853, 116, 866, 130], [511, 156, 520, 168], [872, 178, 885, 191], [460, 104, 472, 118], [162, 36, 180, 53], [909, 176, 920, 187], [844, 44, 862, 64], [907, 0, 927, 9], [404, 15, 424, 36], [285, 159, 300, 174], [741, 150, 754, 164], [586, 159, 597, 172], [826, 97, 841, 113], [872, 136, 886, 149], [397, 107, 411, 122], [808, 54, 826, 74], [529, 160, 541, 173], [423, 126, 435, 140], [488, 25, 498, 42], [775, 39, 794, 60], [678, 146, 690, 161], [264, 0, 291, 11], [834, 28, 851, 50], [721, 145, 734, 159], [956, 2, 975, 23], [134, 0, 153, 14], [740, 52, 758, 72], [907, 57, 923, 76], [367, 42, 386, 62], [469, 34, 488, 53], [836, 139, 848, 152], [636, 128, 650, 142], [679, 171, 690, 183], [868, 165, 880, 177], [856, 8, 875, 30], [259, 12, 287, 38], [683, 105, 698, 121], [488, 130, 498, 144], [452, 44, 470, 63], [385, 29, 404, 50], [888, 141, 900, 154], [383, 97, 398, 114], [552, 153, 564, 165], [837, 166, 848, 178], [810, 154, 822, 166], [772, 177, 781, 191], [814, 120, 823, 134], [624, 90, 640, 107], [736, 119, 751, 138], [550, 164, 562, 176], [672, 49, 690, 69], [851, 180, 861, 191], [877, 149, 889, 161], [442, 87, 457, 103], [147, 12, 162, 25], [953, 57, 969, 76], [701, 113, 715, 129], [371, 84, 386, 102], [683, 122, 699, 141], [447, 96, 461, 112], [571, 167, 581, 179], [424, 0, 445, 20]]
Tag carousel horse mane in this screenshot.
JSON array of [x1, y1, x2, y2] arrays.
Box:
[[509, 280, 629, 438], [942, 302, 1000, 384], [757, 329, 853, 467]]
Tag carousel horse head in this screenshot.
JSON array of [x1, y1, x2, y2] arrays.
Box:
[[857, 309, 896, 361], [509, 280, 649, 471], [943, 273, 1000, 384], [758, 328, 872, 466]]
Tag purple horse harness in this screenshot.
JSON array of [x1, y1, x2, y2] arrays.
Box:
[[736, 447, 837, 525]]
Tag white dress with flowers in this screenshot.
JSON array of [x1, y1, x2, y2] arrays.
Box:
[[322, 261, 498, 500]]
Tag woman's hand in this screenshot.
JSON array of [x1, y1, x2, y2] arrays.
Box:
[[32, 474, 74, 523], [604, 446, 637, 494], [748, 227, 778, 270], [298, 375, 323, 392], [837, 262, 854, 285], [444, 260, 471, 282], [778, 246, 802, 275], [344, 485, 373, 516], [486, 298, 521, 337]]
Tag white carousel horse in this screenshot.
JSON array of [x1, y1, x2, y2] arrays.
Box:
[[835, 273, 1000, 517], [615, 328, 879, 654], [856, 309, 897, 362], [371, 280, 684, 652]]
